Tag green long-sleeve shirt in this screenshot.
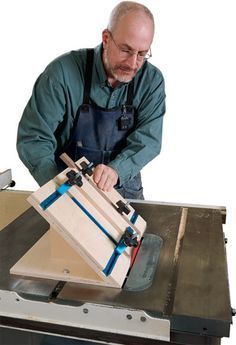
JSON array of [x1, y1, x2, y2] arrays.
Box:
[[17, 44, 165, 186]]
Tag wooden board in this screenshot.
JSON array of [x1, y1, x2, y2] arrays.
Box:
[[10, 228, 109, 286], [10, 157, 147, 288]]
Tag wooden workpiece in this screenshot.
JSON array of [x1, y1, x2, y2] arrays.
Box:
[[10, 156, 146, 288]]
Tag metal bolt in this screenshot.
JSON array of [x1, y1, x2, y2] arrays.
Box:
[[140, 316, 146, 322], [126, 314, 132, 320], [63, 268, 70, 274], [83, 308, 89, 314]]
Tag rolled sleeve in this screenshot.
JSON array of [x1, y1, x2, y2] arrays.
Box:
[[17, 68, 66, 185]]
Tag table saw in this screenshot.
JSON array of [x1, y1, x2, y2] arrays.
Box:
[[0, 185, 233, 344]]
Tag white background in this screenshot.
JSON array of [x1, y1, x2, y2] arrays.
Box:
[[0, 0, 235, 343]]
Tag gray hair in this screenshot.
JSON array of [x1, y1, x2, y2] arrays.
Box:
[[107, 1, 155, 33]]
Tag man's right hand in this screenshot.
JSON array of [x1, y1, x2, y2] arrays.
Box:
[[93, 164, 118, 192]]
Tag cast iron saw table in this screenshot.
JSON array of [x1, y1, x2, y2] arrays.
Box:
[[0, 190, 233, 344]]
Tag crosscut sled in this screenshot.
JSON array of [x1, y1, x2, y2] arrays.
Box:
[[10, 155, 147, 288]]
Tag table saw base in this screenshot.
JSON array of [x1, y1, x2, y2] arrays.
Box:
[[0, 190, 232, 344], [0, 319, 222, 345]]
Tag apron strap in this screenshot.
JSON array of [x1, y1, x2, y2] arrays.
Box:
[[126, 78, 134, 109], [83, 48, 94, 106]]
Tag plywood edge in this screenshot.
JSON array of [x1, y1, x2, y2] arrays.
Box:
[[10, 230, 120, 288]]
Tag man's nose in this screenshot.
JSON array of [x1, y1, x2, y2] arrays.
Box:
[[126, 53, 139, 68]]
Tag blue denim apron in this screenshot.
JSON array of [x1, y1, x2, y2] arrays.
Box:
[[58, 49, 144, 200]]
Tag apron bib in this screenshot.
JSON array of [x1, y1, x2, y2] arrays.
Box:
[[58, 49, 144, 199]]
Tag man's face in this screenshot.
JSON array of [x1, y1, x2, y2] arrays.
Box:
[[102, 12, 153, 85], [103, 39, 140, 84]]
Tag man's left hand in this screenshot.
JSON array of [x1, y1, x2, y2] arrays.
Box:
[[93, 164, 118, 192]]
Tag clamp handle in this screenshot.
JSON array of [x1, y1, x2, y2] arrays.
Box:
[[80, 161, 94, 176], [116, 200, 131, 215], [66, 170, 83, 187], [121, 227, 138, 248]]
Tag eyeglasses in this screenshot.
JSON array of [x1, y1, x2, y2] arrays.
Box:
[[107, 30, 152, 61]]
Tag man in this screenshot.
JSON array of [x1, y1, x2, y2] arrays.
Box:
[[17, 1, 165, 200]]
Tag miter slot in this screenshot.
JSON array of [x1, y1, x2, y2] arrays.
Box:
[[49, 281, 66, 301], [164, 207, 188, 316]]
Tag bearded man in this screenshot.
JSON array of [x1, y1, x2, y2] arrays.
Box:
[[17, 1, 165, 200]]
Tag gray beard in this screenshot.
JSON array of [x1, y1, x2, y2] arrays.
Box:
[[103, 50, 134, 83]]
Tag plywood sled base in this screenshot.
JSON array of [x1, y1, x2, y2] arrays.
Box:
[[10, 156, 147, 288], [10, 228, 118, 287]]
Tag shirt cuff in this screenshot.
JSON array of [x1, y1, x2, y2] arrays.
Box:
[[108, 160, 132, 186]]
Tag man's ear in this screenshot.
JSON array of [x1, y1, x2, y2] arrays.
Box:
[[102, 29, 109, 49]]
